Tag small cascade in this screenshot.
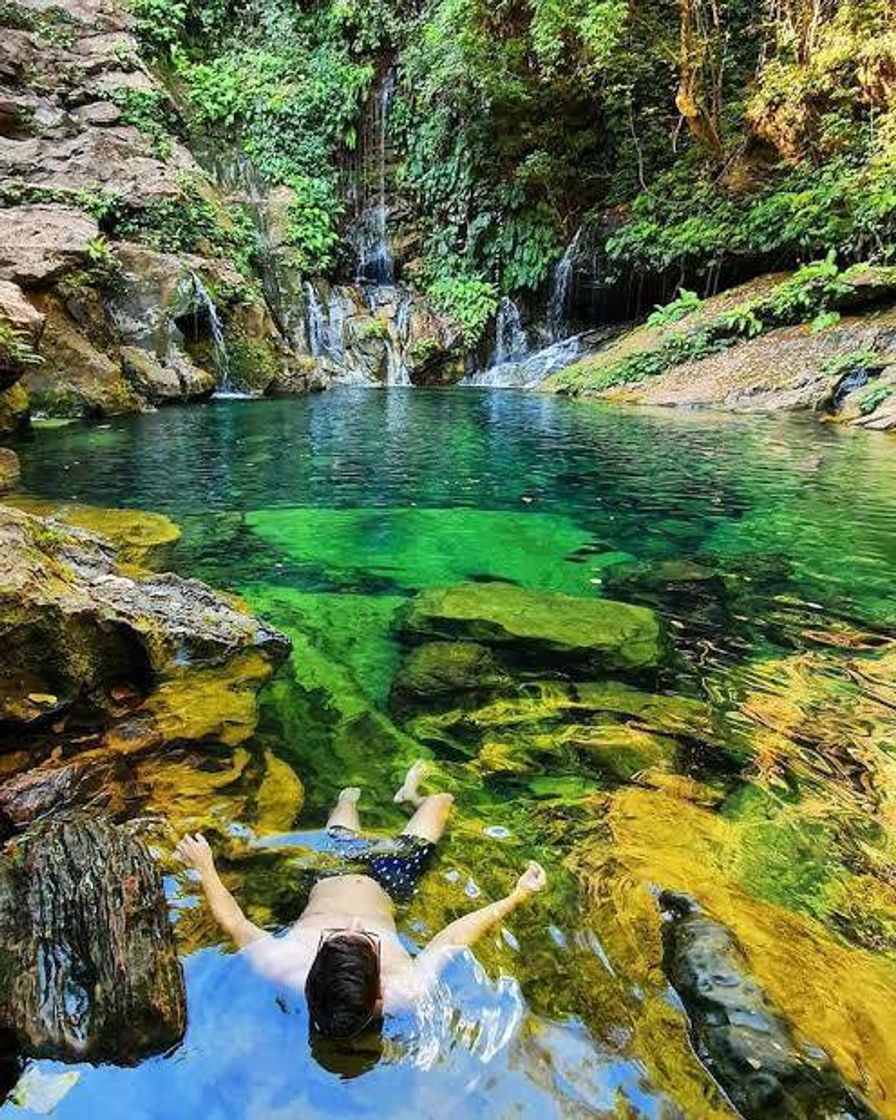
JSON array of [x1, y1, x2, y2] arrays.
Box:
[[326, 289, 348, 361], [491, 297, 529, 367], [186, 272, 247, 397], [353, 68, 396, 285], [547, 229, 582, 343], [465, 334, 585, 389], [385, 339, 412, 386], [304, 281, 326, 358]]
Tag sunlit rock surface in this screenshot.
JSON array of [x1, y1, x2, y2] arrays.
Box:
[[0, 503, 289, 729]]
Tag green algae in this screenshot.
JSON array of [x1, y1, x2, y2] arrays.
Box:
[[245, 507, 598, 595], [399, 582, 661, 668]]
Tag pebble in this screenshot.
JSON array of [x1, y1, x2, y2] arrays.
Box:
[[483, 825, 511, 839]]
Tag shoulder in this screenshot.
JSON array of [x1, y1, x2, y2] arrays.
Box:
[[243, 931, 315, 990]]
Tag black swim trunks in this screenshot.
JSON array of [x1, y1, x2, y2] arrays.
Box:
[[323, 826, 436, 902]]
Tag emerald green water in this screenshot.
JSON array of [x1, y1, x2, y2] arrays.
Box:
[[6, 391, 896, 1119]]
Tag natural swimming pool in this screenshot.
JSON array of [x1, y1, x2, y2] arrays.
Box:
[[5, 389, 896, 1119]]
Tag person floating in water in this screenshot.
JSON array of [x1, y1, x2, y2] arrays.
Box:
[[175, 761, 547, 1041]]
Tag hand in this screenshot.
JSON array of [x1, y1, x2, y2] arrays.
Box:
[[514, 860, 547, 898], [175, 833, 215, 876]]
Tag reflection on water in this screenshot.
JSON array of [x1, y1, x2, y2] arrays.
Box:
[[7, 391, 896, 1118]]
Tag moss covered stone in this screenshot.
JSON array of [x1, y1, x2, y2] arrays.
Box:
[[392, 641, 511, 706], [7, 498, 181, 567], [399, 582, 661, 669]]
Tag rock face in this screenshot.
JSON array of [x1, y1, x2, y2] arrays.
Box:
[[0, 815, 185, 1063], [0, 206, 100, 288], [660, 892, 876, 1119], [398, 583, 661, 669], [0, 503, 290, 728]]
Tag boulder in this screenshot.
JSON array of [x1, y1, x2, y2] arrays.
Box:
[[0, 129, 190, 210], [0, 815, 185, 1063], [398, 582, 661, 670], [660, 892, 876, 1120], [0, 280, 44, 386], [22, 295, 141, 417], [0, 751, 137, 837], [0, 449, 19, 494], [0, 503, 290, 727], [392, 641, 511, 706], [0, 382, 28, 436], [120, 345, 215, 404], [0, 206, 100, 288]]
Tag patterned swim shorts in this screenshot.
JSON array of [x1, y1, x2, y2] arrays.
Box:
[[323, 826, 436, 902]]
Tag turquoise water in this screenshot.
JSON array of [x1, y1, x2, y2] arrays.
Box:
[[5, 391, 896, 1118]]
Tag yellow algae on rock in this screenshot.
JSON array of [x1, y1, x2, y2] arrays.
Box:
[[139, 748, 252, 837], [6, 497, 181, 567], [601, 786, 896, 1113], [145, 651, 274, 749], [252, 750, 304, 834]]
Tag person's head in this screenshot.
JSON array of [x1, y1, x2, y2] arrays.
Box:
[[305, 929, 382, 1041]]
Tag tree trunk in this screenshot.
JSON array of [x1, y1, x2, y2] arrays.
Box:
[[0, 815, 185, 1064]]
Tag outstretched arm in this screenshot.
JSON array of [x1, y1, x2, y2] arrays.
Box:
[[175, 833, 265, 949], [424, 861, 548, 956]]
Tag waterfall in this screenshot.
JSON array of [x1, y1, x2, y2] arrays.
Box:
[[464, 334, 585, 389], [491, 297, 529, 367], [354, 69, 395, 285], [547, 229, 581, 343], [187, 272, 244, 396], [304, 281, 326, 357], [385, 339, 411, 386], [326, 290, 348, 361]]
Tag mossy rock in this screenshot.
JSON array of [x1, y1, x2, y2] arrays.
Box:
[[398, 582, 661, 669], [557, 723, 678, 780], [6, 498, 181, 567], [391, 641, 511, 706]]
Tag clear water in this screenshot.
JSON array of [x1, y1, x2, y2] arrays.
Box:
[[6, 390, 896, 1119]]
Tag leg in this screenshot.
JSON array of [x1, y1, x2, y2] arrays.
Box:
[[401, 793, 454, 844], [326, 786, 362, 833]]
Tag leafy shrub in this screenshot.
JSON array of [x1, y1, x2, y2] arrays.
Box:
[[646, 289, 702, 328], [426, 267, 499, 347]]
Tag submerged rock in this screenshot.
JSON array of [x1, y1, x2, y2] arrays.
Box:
[[398, 582, 661, 670], [391, 641, 511, 707], [660, 891, 877, 1119], [0, 750, 137, 838], [0, 503, 290, 729], [0, 814, 185, 1063]]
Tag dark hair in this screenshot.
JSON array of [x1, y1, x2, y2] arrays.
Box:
[[305, 934, 381, 1040]]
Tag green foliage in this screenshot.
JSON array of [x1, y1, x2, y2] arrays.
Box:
[[360, 319, 391, 342], [646, 290, 702, 328], [114, 181, 259, 275], [426, 264, 499, 346], [857, 383, 893, 416], [0, 321, 42, 368], [110, 87, 180, 158], [130, 0, 187, 52], [820, 349, 884, 381]]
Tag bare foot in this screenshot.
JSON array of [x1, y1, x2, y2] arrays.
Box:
[[338, 786, 361, 804], [393, 760, 427, 805]]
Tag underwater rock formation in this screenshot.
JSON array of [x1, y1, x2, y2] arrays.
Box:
[[398, 582, 661, 670], [0, 814, 185, 1063], [659, 891, 877, 1119], [0, 503, 290, 730]]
